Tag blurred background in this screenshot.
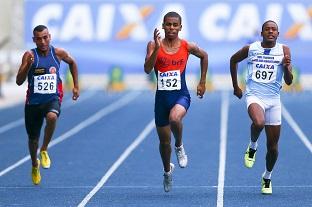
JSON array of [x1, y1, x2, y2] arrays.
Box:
[[0, 0, 311, 103]]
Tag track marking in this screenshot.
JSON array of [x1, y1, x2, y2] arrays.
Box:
[[0, 91, 140, 177], [0, 90, 97, 135], [217, 91, 229, 207], [77, 119, 155, 207], [282, 103, 312, 153], [1, 185, 312, 189]]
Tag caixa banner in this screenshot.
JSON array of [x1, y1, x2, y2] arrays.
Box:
[[25, 0, 312, 74]]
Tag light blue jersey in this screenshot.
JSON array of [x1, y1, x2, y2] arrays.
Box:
[[245, 41, 284, 99]]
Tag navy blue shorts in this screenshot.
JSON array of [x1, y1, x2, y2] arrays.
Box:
[[25, 99, 61, 139], [154, 91, 191, 127]]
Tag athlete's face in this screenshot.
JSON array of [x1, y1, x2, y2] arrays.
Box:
[[33, 29, 51, 52], [162, 17, 182, 40], [261, 21, 279, 44]]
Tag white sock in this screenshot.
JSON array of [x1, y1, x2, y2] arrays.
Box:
[[249, 141, 258, 150], [176, 144, 183, 149], [262, 169, 272, 179]]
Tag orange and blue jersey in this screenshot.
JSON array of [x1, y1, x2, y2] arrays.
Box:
[[154, 39, 191, 127], [26, 46, 63, 105]]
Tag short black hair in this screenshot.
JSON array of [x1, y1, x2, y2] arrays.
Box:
[[163, 11, 182, 24], [33, 25, 48, 35], [261, 20, 278, 32]]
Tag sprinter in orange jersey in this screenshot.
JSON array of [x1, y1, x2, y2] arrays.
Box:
[[144, 11, 208, 192]]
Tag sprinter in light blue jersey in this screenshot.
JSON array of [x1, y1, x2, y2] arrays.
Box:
[[230, 20, 293, 195]]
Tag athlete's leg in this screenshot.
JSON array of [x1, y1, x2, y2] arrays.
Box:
[[244, 102, 265, 168], [41, 111, 58, 151], [156, 126, 172, 172], [169, 104, 187, 148], [25, 105, 43, 167], [264, 125, 280, 172], [29, 137, 40, 167], [248, 103, 265, 143]]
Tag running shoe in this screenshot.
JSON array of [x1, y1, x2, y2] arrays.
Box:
[[40, 150, 51, 169], [163, 163, 175, 192], [32, 159, 41, 185], [244, 145, 256, 168], [261, 177, 272, 195], [175, 145, 188, 168]]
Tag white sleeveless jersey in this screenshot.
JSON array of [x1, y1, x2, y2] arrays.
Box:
[[245, 41, 284, 99]]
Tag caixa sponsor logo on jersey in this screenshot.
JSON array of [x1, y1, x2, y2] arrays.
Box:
[[36, 75, 56, 81], [256, 63, 274, 69], [159, 71, 179, 77]]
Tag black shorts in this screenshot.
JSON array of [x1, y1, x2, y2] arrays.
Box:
[[25, 100, 61, 139]]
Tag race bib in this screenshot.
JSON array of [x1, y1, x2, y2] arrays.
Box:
[[34, 74, 57, 94], [250, 53, 283, 83], [251, 63, 277, 83], [157, 70, 181, 90]]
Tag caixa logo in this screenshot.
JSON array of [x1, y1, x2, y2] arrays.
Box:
[[255, 63, 275, 70], [159, 71, 179, 77], [28, 2, 312, 42]]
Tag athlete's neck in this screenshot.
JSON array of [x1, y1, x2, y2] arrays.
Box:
[[37, 47, 50, 56], [163, 38, 180, 48], [261, 41, 276, 48]]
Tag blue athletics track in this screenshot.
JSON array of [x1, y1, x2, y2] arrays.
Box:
[[0, 89, 311, 207]]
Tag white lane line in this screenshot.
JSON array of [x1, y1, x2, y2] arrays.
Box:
[[217, 91, 229, 207], [0, 118, 23, 134], [0, 91, 140, 177], [2, 185, 312, 189], [282, 103, 312, 153], [0, 90, 97, 135], [77, 119, 155, 207]]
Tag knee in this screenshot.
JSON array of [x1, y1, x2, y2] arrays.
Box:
[[253, 119, 265, 130], [268, 145, 278, 156], [159, 140, 171, 146], [169, 115, 181, 126], [46, 112, 58, 123]]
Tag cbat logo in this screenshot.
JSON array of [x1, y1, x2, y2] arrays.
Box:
[[49, 66, 56, 74], [159, 71, 178, 77]]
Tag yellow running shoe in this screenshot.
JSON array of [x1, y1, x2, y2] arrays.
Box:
[[40, 151, 51, 169], [244, 146, 256, 168], [32, 159, 41, 185], [261, 178, 272, 195]]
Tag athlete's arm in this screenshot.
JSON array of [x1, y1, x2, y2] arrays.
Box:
[[144, 28, 161, 74], [282, 45, 293, 85], [56, 48, 79, 100], [230, 45, 249, 99], [188, 42, 208, 98], [16, 51, 33, 86]]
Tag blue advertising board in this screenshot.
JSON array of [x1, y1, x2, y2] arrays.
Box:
[[25, 0, 312, 74]]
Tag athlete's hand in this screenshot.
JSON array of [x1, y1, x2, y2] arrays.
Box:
[[25, 51, 34, 68], [72, 87, 79, 101], [233, 87, 243, 99], [197, 82, 206, 99], [283, 54, 291, 68], [153, 28, 161, 50]]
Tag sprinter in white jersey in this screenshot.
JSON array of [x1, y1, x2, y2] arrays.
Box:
[[230, 20, 293, 195]]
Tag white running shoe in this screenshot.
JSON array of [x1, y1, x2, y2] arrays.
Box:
[[163, 163, 175, 192], [175, 145, 188, 168]]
